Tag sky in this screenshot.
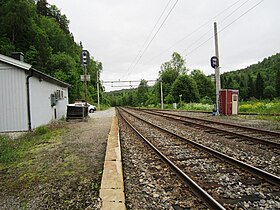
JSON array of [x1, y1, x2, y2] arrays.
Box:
[[48, 0, 280, 92]]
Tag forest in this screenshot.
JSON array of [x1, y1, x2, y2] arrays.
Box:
[[107, 52, 280, 107], [221, 53, 280, 100], [0, 0, 103, 104], [1, 0, 279, 108]]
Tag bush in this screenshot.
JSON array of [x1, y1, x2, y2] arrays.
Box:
[[239, 100, 280, 114], [200, 96, 213, 104]]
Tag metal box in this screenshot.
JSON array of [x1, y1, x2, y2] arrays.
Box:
[[219, 89, 239, 115]]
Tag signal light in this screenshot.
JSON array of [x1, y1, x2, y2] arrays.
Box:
[[210, 56, 219, 69], [80, 50, 90, 66]]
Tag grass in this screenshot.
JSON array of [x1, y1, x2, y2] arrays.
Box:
[[99, 104, 111, 110], [239, 100, 280, 114], [0, 120, 105, 208], [0, 124, 65, 167]]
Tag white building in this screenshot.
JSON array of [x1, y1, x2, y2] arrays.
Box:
[[0, 53, 70, 132]]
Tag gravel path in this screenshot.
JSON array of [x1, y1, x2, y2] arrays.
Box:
[[0, 108, 114, 210]]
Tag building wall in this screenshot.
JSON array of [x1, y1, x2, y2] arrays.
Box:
[[29, 77, 68, 129], [0, 62, 28, 132]]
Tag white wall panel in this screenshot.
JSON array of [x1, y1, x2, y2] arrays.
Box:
[[29, 77, 68, 129], [0, 63, 28, 132]]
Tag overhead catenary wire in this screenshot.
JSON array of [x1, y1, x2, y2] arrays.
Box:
[[146, 0, 245, 63], [182, 0, 252, 55], [126, 0, 173, 76], [114, 0, 265, 92], [126, 0, 179, 77], [220, 0, 252, 24], [185, 0, 265, 57], [125, 0, 249, 82]]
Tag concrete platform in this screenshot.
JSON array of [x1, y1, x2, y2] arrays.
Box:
[[99, 114, 126, 210]]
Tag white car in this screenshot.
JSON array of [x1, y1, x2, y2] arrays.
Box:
[[68, 103, 96, 113], [88, 104, 97, 113]]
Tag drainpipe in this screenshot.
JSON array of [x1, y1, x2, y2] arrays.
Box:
[[26, 69, 33, 131]]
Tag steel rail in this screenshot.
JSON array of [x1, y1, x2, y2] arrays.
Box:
[[140, 109, 280, 149], [144, 108, 280, 116], [121, 107, 280, 186], [117, 108, 226, 210], [157, 109, 280, 137]]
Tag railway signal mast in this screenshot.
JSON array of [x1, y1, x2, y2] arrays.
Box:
[[211, 22, 221, 115], [80, 50, 90, 120], [80, 49, 90, 104]]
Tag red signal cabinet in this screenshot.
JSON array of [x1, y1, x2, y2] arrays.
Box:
[[219, 89, 239, 115]]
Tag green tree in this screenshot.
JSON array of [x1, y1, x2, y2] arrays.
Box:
[[48, 5, 70, 34], [0, 0, 36, 52], [255, 72, 264, 99], [172, 74, 199, 103], [36, 0, 50, 16], [263, 86, 276, 100], [220, 53, 280, 100], [276, 70, 280, 97], [239, 74, 248, 100], [0, 0, 104, 104], [248, 74, 255, 98], [190, 69, 215, 101], [159, 52, 187, 100], [136, 79, 149, 106]]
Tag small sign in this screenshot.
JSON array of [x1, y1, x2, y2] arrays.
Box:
[[81, 75, 91, 81]]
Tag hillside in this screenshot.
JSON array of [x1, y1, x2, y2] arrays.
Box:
[[221, 53, 280, 100], [0, 0, 103, 103]]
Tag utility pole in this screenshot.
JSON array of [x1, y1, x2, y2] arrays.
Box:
[[160, 80, 164, 110], [84, 65, 87, 104], [97, 70, 100, 111], [214, 22, 221, 115]]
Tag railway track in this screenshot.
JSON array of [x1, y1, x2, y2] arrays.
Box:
[[162, 109, 280, 116], [118, 107, 280, 209], [139, 108, 280, 149], [132, 107, 280, 176]]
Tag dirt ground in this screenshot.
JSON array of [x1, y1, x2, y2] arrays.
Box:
[[0, 108, 115, 210]]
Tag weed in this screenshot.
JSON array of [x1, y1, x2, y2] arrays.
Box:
[[0, 125, 64, 165], [239, 100, 280, 114], [34, 126, 50, 135]]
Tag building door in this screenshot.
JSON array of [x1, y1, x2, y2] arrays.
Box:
[[232, 94, 238, 115]]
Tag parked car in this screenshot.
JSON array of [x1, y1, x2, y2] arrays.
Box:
[[88, 103, 97, 113], [68, 102, 96, 113]]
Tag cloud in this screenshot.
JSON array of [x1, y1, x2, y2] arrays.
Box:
[[48, 0, 280, 91]]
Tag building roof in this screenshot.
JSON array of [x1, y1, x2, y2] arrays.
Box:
[[30, 68, 71, 88], [0, 53, 71, 88], [0, 54, 32, 70]]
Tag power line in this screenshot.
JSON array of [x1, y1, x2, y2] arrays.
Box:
[[183, 0, 251, 55], [126, 0, 173, 76], [219, 0, 265, 33], [127, 0, 179, 77], [146, 0, 245, 63], [220, 0, 252, 24], [185, 0, 265, 57]]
